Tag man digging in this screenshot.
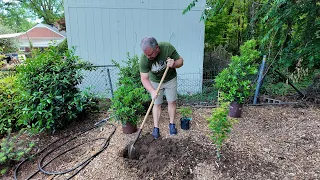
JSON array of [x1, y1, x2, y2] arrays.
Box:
[[139, 36, 184, 139]]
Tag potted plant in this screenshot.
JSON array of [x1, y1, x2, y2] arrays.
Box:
[[178, 106, 192, 130], [112, 53, 151, 112], [214, 39, 261, 118], [109, 53, 150, 134], [109, 77, 149, 134]]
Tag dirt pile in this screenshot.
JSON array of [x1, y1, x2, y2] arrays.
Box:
[[120, 132, 281, 180], [122, 134, 216, 179]]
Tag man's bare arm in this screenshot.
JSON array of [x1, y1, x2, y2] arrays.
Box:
[[140, 72, 158, 100], [173, 57, 183, 68], [140, 72, 154, 92]]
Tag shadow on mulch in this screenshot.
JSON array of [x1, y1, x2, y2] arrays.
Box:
[[121, 133, 280, 180]]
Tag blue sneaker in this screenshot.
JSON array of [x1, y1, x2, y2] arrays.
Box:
[[169, 123, 177, 135], [152, 127, 160, 139]]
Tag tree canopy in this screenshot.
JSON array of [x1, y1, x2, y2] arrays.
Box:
[[184, 0, 320, 72], [0, 0, 64, 32], [17, 0, 64, 25], [0, 1, 34, 32]]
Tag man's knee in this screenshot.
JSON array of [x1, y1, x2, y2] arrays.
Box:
[[167, 101, 176, 106], [153, 103, 162, 108]]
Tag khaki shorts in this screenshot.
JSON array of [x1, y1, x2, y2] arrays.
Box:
[[151, 77, 177, 105]]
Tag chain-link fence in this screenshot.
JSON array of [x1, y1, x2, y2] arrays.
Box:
[[1, 66, 218, 106], [177, 70, 217, 106], [77, 65, 119, 99], [78, 66, 218, 106]]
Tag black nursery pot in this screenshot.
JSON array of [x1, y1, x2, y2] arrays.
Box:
[[228, 101, 243, 118], [180, 117, 191, 130]]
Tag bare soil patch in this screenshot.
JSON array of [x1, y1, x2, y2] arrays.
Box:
[[2, 104, 320, 180]]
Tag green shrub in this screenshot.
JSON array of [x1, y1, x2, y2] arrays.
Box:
[[110, 77, 149, 125], [15, 46, 97, 133], [207, 102, 237, 160], [0, 129, 35, 175], [112, 53, 146, 88], [261, 68, 318, 96], [109, 53, 150, 125], [57, 39, 68, 55], [178, 106, 192, 118], [214, 39, 261, 104], [0, 75, 21, 135]]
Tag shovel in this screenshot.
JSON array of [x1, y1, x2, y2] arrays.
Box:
[[127, 65, 170, 159]]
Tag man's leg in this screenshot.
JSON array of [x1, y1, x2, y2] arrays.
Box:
[[167, 101, 176, 124], [164, 77, 178, 135], [153, 104, 162, 128], [150, 81, 164, 139]]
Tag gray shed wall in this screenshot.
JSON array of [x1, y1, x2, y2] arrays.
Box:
[[64, 0, 206, 97]]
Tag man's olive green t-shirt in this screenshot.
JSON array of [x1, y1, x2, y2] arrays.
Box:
[[139, 42, 180, 83]]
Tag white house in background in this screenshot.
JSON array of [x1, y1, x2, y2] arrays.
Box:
[[63, 0, 206, 98], [17, 23, 67, 52]]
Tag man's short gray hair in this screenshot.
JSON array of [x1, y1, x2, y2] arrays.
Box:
[[140, 37, 158, 51]]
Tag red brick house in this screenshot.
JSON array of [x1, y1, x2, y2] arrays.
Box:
[[17, 23, 66, 52]]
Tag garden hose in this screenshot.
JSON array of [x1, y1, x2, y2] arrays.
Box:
[[14, 117, 116, 180]]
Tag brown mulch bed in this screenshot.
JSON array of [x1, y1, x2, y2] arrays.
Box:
[[3, 104, 320, 180]]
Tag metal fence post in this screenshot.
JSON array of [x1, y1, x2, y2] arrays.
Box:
[[107, 68, 114, 98], [253, 55, 266, 104]]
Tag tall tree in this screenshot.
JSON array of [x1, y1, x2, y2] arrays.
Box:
[[0, 1, 34, 32], [184, 0, 320, 71], [256, 0, 320, 71], [184, 0, 254, 54], [18, 0, 64, 25]]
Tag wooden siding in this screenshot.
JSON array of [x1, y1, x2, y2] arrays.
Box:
[[64, 0, 205, 96]]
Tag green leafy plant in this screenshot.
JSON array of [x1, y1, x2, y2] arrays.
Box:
[[112, 53, 143, 87], [207, 102, 237, 160], [261, 68, 318, 96], [0, 53, 5, 61], [109, 53, 150, 126], [56, 39, 68, 55], [15, 45, 97, 133], [182, 0, 199, 15], [0, 75, 21, 135], [214, 39, 261, 104], [0, 129, 35, 175], [178, 106, 192, 118], [184, 0, 320, 95], [109, 77, 149, 125], [178, 106, 193, 130]]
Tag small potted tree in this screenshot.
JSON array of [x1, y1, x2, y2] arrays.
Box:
[[178, 106, 192, 130], [109, 77, 149, 134], [109, 53, 150, 134], [214, 39, 261, 118], [207, 102, 237, 160]]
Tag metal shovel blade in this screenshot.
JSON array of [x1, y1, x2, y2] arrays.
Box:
[[126, 128, 141, 159], [127, 143, 136, 159]]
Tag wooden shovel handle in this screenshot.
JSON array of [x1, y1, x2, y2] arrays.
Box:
[[139, 66, 170, 130]]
